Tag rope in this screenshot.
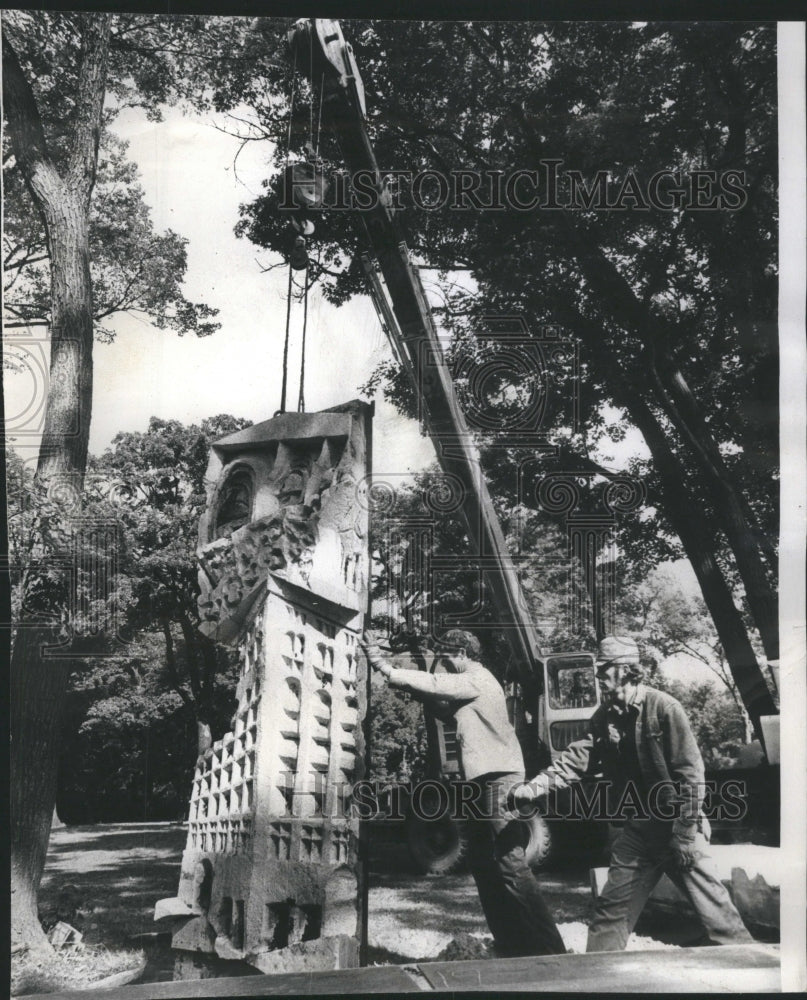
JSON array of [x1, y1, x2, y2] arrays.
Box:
[[279, 25, 316, 416], [280, 261, 293, 413], [309, 26, 314, 150], [315, 73, 325, 157], [278, 33, 298, 414], [297, 263, 309, 412], [285, 44, 297, 167]]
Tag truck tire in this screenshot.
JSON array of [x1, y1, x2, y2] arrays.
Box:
[[406, 812, 551, 874], [406, 812, 470, 874], [524, 813, 552, 868]]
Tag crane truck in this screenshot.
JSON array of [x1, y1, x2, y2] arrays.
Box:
[[285, 18, 775, 874], [280, 17, 605, 873]]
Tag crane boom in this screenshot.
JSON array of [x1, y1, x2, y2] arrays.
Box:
[[291, 18, 542, 685]]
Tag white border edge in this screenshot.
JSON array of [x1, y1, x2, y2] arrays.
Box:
[[777, 20, 807, 995]]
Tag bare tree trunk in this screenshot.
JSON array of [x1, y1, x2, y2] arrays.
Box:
[[565, 223, 778, 666], [4, 15, 110, 953], [625, 392, 776, 734], [649, 347, 779, 662], [161, 616, 216, 755], [10, 630, 70, 952], [551, 301, 776, 727], [35, 187, 94, 480]]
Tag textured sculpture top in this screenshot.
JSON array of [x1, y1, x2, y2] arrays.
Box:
[[197, 400, 372, 643]]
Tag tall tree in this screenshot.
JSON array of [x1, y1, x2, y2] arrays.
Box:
[[5, 12, 115, 952], [3, 11, 251, 951], [3, 14, 111, 478], [4, 131, 219, 342]]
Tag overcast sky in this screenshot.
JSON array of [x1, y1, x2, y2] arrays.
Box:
[[4, 102, 437, 476]]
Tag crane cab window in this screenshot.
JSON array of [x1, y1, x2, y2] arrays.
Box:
[[546, 655, 597, 710]]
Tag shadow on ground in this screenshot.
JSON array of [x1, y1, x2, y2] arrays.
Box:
[[39, 824, 187, 948], [37, 820, 666, 979], [365, 825, 594, 960]]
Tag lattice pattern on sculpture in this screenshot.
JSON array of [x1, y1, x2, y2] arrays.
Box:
[[187, 617, 263, 856]]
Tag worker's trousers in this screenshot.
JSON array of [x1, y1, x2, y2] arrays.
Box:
[[587, 818, 753, 952], [466, 772, 566, 957]]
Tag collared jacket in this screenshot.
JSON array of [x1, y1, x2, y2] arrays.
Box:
[[536, 684, 704, 841], [387, 662, 525, 781]]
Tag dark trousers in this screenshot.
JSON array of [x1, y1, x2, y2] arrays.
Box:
[[465, 772, 566, 957], [587, 819, 753, 952]]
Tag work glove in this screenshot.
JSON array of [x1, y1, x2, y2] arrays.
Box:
[[506, 775, 549, 815], [669, 831, 704, 871]]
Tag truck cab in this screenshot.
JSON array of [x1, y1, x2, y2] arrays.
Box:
[[537, 652, 601, 760]]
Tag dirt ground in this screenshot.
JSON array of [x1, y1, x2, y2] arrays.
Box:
[[26, 820, 688, 991]]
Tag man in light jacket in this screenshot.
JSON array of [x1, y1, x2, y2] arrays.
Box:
[[512, 634, 753, 952], [363, 628, 566, 957]]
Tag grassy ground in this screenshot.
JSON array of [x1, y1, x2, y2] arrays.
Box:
[[12, 946, 147, 997], [15, 821, 681, 993], [367, 828, 596, 962], [37, 823, 187, 947], [13, 824, 187, 996]]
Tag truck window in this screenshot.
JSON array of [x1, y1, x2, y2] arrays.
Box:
[[546, 656, 597, 710]]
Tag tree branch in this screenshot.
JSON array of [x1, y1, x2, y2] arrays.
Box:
[[3, 319, 50, 329], [178, 613, 203, 706], [161, 618, 193, 709], [4, 253, 49, 272]]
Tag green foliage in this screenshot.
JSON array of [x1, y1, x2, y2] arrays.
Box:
[[369, 683, 428, 784], [6, 451, 128, 649], [617, 567, 716, 664], [93, 414, 249, 623], [91, 416, 249, 728], [233, 20, 778, 653], [652, 675, 746, 767], [369, 467, 588, 675], [2, 11, 240, 341], [61, 688, 192, 822], [4, 131, 219, 340], [56, 628, 241, 823], [8, 413, 250, 822]]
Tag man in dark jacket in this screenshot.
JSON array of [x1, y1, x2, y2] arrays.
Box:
[[513, 634, 753, 952], [362, 628, 566, 957]]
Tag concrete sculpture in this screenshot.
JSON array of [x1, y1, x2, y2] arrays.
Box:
[[156, 401, 372, 976]]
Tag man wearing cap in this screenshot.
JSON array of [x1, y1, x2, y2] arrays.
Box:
[[362, 627, 566, 957], [512, 634, 752, 952]]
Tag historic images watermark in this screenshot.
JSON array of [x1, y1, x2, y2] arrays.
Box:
[[281, 162, 749, 213], [275, 772, 749, 824], [4, 452, 136, 658]]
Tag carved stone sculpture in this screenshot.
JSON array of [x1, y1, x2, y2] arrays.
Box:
[[156, 401, 372, 976]]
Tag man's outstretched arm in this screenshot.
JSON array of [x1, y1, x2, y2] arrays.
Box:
[[361, 638, 480, 702], [386, 666, 480, 702], [510, 730, 602, 810]]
